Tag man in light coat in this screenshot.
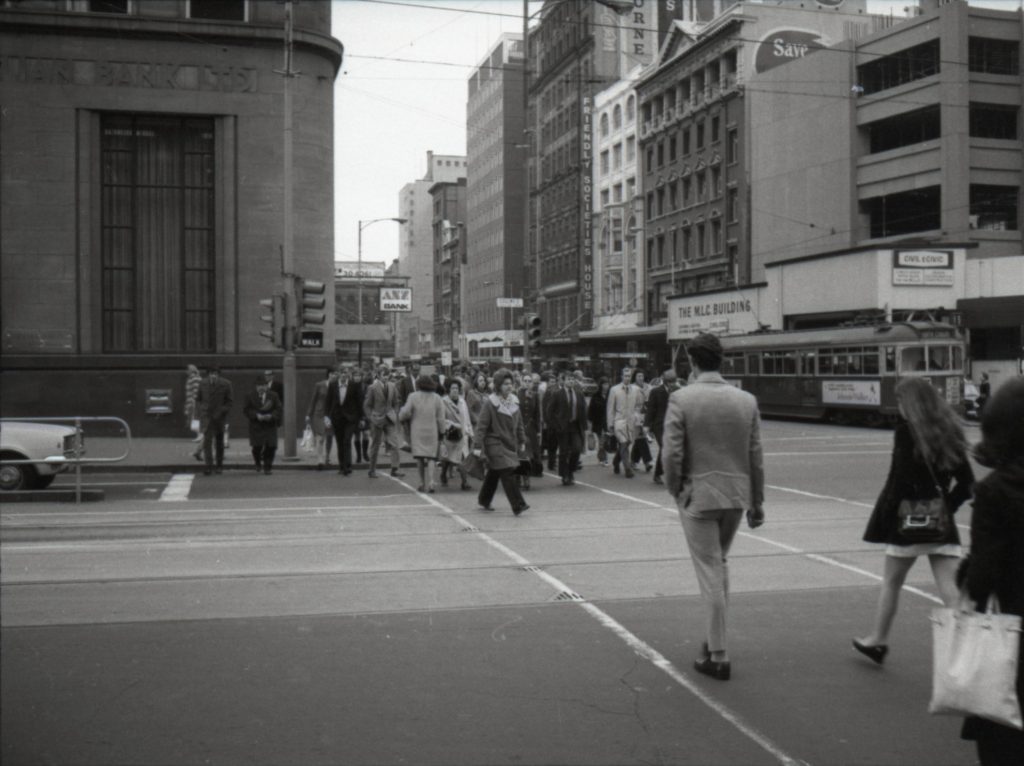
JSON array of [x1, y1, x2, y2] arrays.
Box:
[[606, 366, 642, 478], [661, 332, 765, 681], [364, 365, 405, 478]]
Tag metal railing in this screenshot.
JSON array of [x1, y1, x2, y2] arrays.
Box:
[[1, 416, 132, 504]]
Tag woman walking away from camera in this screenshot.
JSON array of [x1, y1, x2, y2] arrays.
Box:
[[439, 379, 473, 491], [473, 368, 529, 516], [957, 378, 1024, 765], [398, 374, 446, 493], [853, 377, 975, 664]]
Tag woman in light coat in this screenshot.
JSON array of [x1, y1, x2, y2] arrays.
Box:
[[472, 368, 529, 515], [439, 379, 473, 491], [398, 374, 446, 493]]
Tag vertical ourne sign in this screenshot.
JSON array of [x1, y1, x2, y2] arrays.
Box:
[[580, 94, 594, 334]]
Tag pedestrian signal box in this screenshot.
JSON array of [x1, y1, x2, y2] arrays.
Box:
[[297, 278, 327, 327], [524, 313, 542, 348]]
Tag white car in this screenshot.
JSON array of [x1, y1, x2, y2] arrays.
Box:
[[0, 422, 80, 490]]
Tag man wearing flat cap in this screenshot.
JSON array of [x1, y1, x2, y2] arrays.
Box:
[[661, 332, 765, 681]]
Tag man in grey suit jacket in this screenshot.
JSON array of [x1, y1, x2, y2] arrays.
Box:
[[364, 365, 405, 478], [661, 332, 765, 682]]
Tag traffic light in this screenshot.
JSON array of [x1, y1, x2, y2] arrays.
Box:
[[296, 278, 326, 327], [524, 312, 542, 349], [259, 293, 285, 347]]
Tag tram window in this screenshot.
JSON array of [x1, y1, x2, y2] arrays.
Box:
[[746, 353, 760, 375], [928, 346, 950, 371], [864, 352, 880, 375], [819, 350, 834, 375], [901, 346, 927, 373], [885, 346, 896, 374], [722, 353, 745, 375], [800, 350, 816, 376]]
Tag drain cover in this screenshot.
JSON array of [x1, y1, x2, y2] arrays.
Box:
[[553, 590, 584, 602]]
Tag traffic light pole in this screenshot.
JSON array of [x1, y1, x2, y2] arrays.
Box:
[[280, 0, 298, 459]]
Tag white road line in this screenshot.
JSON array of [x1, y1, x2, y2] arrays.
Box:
[[764, 450, 888, 457], [159, 474, 195, 502], [386, 474, 801, 766], [558, 475, 950, 605], [0, 503, 435, 521]]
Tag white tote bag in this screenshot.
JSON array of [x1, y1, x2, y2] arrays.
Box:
[[929, 594, 1023, 730]]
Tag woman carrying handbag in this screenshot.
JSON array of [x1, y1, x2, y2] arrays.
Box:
[[472, 368, 529, 516], [853, 377, 974, 664], [955, 378, 1024, 764]]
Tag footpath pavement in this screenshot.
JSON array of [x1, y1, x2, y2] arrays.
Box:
[[77, 435, 414, 473]]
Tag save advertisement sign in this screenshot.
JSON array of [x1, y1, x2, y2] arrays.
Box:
[[892, 250, 954, 286], [380, 287, 412, 312], [822, 380, 881, 407]]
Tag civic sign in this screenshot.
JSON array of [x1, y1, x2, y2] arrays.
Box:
[[893, 250, 954, 286], [335, 261, 386, 280], [380, 287, 412, 312], [667, 288, 761, 341]]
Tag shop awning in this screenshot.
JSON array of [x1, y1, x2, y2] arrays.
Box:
[[957, 296, 1024, 329], [578, 323, 667, 340]]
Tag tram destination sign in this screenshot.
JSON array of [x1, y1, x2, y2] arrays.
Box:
[[892, 250, 954, 286]]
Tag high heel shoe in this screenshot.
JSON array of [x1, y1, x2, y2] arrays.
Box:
[[852, 639, 888, 665], [694, 657, 731, 681]]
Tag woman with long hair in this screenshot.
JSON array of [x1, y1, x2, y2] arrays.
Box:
[[398, 375, 446, 493], [853, 377, 974, 664], [465, 371, 489, 427], [473, 368, 529, 516], [956, 378, 1024, 765]]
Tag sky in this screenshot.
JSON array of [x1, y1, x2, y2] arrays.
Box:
[[330, 0, 1018, 268]]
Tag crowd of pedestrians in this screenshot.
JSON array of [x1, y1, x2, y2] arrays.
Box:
[[182, 341, 1023, 763]]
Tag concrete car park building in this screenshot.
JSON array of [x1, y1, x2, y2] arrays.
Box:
[[0, 0, 343, 435]]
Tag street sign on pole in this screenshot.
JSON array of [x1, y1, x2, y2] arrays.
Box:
[[440, 351, 452, 367], [496, 297, 523, 308]]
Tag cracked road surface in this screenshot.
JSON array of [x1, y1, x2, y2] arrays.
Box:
[[2, 421, 979, 765]]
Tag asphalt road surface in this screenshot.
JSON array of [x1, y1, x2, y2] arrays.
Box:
[[1, 421, 984, 766]]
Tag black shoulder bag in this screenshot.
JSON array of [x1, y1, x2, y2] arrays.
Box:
[[897, 435, 951, 543]]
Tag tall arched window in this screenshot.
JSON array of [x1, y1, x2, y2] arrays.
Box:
[[613, 104, 622, 130], [626, 95, 636, 123], [600, 112, 609, 137]]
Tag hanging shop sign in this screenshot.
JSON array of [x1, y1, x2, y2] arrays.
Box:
[[379, 287, 412, 312]]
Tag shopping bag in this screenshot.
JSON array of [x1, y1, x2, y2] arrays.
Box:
[[928, 594, 1023, 729], [461, 452, 487, 481], [190, 418, 201, 434], [300, 425, 315, 453], [586, 431, 597, 452]]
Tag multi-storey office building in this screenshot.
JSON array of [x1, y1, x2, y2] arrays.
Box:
[[526, 0, 677, 358], [429, 179, 467, 355], [636, 0, 872, 328], [465, 34, 526, 363], [0, 0, 342, 435], [396, 152, 466, 356], [748, 0, 1023, 384]]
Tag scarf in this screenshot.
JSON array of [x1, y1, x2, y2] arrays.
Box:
[[488, 392, 519, 417]]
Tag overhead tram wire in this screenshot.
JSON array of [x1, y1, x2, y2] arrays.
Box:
[[352, 0, 991, 69]]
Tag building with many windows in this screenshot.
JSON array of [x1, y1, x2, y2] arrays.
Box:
[[429, 179, 467, 355], [0, 0, 342, 435], [526, 0, 677, 361], [465, 34, 526, 364], [636, 1, 875, 333], [396, 152, 466, 356]]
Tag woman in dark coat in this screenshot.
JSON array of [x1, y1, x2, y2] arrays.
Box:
[[243, 375, 282, 475], [588, 378, 610, 466], [473, 368, 529, 516], [517, 373, 542, 490], [853, 377, 974, 664], [957, 378, 1024, 765]]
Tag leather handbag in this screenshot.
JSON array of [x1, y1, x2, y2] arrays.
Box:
[[898, 444, 950, 543], [461, 452, 487, 481], [929, 593, 1023, 729]]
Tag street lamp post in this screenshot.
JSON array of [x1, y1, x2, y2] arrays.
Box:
[[357, 217, 407, 325]]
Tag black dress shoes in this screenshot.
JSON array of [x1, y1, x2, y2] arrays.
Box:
[[694, 657, 731, 681], [852, 639, 888, 665], [513, 503, 529, 516]]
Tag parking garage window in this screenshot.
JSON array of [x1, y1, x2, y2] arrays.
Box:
[[866, 105, 939, 153], [969, 103, 1018, 140], [857, 40, 939, 96], [969, 37, 1019, 76]]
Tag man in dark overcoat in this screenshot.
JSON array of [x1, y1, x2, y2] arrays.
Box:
[[549, 373, 587, 486], [326, 366, 363, 475], [196, 366, 233, 475], [244, 375, 282, 475], [645, 369, 680, 485]]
